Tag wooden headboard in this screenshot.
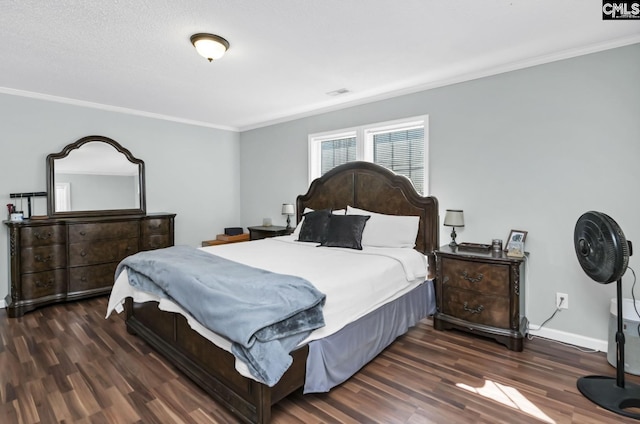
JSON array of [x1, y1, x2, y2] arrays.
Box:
[[296, 161, 439, 278]]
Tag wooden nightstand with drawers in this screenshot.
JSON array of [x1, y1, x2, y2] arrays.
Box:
[[247, 225, 294, 240], [434, 245, 527, 351]]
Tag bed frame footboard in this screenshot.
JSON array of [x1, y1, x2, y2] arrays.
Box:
[[125, 299, 308, 424]]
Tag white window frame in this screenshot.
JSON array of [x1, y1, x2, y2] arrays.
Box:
[[308, 115, 429, 193], [308, 129, 358, 184]]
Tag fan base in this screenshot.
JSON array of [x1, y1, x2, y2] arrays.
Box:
[[577, 375, 640, 419]]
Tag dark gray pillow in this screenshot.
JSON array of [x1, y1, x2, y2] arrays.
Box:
[[320, 215, 370, 250], [298, 209, 332, 243]]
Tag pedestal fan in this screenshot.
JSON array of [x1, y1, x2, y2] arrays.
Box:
[[574, 211, 640, 419]]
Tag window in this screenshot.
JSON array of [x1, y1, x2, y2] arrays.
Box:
[[308, 116, 428, 194], [321, 135, 356, 175]]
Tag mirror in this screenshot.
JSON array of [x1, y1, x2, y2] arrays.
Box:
[[47, 135, 146, 217]]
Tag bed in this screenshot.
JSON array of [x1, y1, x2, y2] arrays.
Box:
[[107, 161, 439, 423]]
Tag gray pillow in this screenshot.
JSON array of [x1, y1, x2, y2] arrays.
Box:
[[320, 215, 370, 250], [298, 209, 332, 243]]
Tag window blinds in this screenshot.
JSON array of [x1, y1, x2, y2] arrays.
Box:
[[373, 128, 424, 194], [320, 137, 356, 175]]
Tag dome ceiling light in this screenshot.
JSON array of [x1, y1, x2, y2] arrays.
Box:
[[190, 33, 230, 62]]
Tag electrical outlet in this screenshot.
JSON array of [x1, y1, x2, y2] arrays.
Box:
[[556, 292, 568, 309]]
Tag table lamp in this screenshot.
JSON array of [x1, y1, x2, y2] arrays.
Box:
[[444, 209, 464, 247], [282, 203, 295, 229]]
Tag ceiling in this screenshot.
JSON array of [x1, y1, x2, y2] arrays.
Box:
[[2, 1, 639, 132]]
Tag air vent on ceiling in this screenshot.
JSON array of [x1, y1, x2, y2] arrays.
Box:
[[326, 88, 351, 96]]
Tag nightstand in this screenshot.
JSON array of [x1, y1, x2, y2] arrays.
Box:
[[247, 225, 294, 240], [434, 245, 527, 351]]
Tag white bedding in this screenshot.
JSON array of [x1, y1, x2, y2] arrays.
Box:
[[106, 235, 428, 381]]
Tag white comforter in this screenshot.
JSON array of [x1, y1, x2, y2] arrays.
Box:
[[106, 235, 428, 380]]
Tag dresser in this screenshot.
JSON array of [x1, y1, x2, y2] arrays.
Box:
[[434, 245, 527, 351], [4, 213, 175, 317]]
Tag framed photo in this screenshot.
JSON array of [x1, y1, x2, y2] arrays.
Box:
[[506, 241, 525, 257], [506, 229, 527, 249]]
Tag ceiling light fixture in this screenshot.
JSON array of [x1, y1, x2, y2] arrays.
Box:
[[190, 33, 230, 62]]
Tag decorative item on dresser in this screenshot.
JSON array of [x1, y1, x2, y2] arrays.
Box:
[[434, 244, 527, 351], [8, 191, 47, 219], [506, 229, 527, 257], [3, 135, 175, 317], [248, 225, 293, 240]]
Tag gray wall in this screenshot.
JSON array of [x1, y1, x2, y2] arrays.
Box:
[[239, 43, 640, 348], [1, 94, 241, 304]]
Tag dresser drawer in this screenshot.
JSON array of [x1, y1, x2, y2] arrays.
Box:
[[21, 269, 67, 300], [142, 218, 170, 236], [441, 287, 511, 329], [69, 263, 117, 293], [142, 234, 171, 250], [68, 221, 139, 243], [20, 225, 66, 247], [69, 238, 139, 266], [20, 245, 67, 273], [441, 257, 510, 296]]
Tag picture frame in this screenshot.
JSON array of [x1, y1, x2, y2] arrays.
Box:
[[505, 229, 527, 250], [506, 241, 525, 257]]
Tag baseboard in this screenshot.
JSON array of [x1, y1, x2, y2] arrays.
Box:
[[527, 326, 608, 352], [428, 315, 607, 351]]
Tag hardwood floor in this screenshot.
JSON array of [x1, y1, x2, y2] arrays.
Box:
[[1, 297, 639, 423]]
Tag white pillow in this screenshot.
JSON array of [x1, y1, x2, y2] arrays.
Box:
[[291, 208, 346, 238], [346, 205, 420, 248]]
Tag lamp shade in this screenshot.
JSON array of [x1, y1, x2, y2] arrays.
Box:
[[191, 33, 229, 61], [282, 203, 295, 215], [444, 209, 464, 227]]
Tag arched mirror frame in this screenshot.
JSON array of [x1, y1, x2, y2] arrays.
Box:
[[46, 135, 146, 218]]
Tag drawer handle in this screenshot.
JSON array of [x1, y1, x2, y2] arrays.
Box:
[[80, 250, 87, 257], [150, 224, 161, 229], [34, 231, 52, 240], [463, 302, 484, 314], [35, 279, 54, 289], [81, 276, 87, 282], [462, 271, 483, 284], [35, 254, 52, 263], [79, 231, 87, 236]]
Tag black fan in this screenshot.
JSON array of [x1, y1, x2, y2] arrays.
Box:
[[574, 211, 640, 419]]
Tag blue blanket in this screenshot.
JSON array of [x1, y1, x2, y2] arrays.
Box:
[[115, 245, 326, 386]]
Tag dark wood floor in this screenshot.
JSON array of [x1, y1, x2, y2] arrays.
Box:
[[1, 297, 639, 423]]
